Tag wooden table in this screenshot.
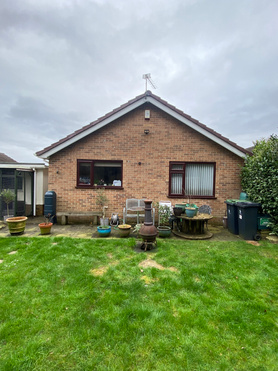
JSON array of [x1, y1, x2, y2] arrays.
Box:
[[172, 213, 213, 240]]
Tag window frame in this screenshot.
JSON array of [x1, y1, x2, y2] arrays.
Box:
[[168, 161, 216, 198], [76, 159, 123, 189]]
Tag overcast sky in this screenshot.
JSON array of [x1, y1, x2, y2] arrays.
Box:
[[1, 0, 277, 163]]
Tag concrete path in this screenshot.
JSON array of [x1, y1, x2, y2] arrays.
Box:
[[0, 216, 248, 241]]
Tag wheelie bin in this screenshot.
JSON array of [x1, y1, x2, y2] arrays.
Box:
[[225, 199, 241, 235], [237, 202, 261, 240]]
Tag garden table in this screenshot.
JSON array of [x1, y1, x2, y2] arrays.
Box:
[[172, 213, 213, 240]]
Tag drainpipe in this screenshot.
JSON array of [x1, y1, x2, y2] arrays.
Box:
[[33, 168, 36, 216]]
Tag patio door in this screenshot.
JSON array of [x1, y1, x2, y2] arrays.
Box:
[[0, 169, 34, 218]]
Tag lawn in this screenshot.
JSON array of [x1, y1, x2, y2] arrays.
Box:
[[0, 237, 277, 370]]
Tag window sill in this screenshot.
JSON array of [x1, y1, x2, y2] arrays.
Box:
[[167, 195, 217, 199], [76, 185, 124, 190]]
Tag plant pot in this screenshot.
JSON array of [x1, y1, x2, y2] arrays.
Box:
[[118, 224, 131, 237], [39, 222, 53, 235], [6, 216, 28, 235], [185, 208, 196, 218], [173, 207, 183, 216], [157, 225, 172, 238], [186, 204, 199, 216], [97, 225, 111, 237], [175, 203, 186, 213]]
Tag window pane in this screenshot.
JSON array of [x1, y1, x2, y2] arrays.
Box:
[[171, 164, 183, 171], [185, 164, 214, 196], [2, 177, 15, 189], [79, 163, 91, 185], [94, 162, 122, 186], [2, 169, 14, 176], [171, 173, 183, 194]]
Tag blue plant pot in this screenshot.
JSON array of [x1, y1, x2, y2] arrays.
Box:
[[185, 208, 196, 218], [97, 226, 111, 237]]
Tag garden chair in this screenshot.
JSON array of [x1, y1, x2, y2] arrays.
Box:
[[123, 199, 155, 224], [198, 204, 212, 229]]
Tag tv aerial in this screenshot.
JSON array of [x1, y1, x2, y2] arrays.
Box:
[[142, 73, 157, 91]]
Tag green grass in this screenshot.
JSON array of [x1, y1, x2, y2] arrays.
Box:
[[0, 237, 277, 370]]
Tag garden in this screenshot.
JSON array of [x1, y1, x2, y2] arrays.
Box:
[[0, 236, 277, 370]]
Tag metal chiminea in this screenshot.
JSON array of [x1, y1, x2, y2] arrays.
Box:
[[139, 199, 157, 251]]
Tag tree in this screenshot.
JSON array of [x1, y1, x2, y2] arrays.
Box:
[[0, 189, 15, 217], [241, 135, 278, 235]]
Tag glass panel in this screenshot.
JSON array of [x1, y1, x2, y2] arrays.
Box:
[[94, 162, 122, 186], [2, 169, 14, 175], [79, 163, 91, 185], [171, 173, 183, 194], [185, 164, 214, 196], [171, 164, 183, 171], [2, 177, 15, 189]]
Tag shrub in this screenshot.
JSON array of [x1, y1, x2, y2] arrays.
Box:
[[241, 135, 278, 235]]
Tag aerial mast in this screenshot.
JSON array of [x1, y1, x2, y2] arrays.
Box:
[[142, 73, 157, 92]]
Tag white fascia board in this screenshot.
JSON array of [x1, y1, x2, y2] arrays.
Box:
[[38, 98, 147, 159], [147, 96, 247, 158], [0, 163, 47, 170]]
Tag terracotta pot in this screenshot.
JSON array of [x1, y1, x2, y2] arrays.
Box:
[[118, 224, 131, 237], [6, 216, 28, 235], [39, 222, 53, 235]]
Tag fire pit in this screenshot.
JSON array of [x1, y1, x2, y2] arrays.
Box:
[[139, 200, 157, 251]]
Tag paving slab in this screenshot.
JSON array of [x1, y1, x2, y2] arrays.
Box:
[[0, 217, 274, 242]]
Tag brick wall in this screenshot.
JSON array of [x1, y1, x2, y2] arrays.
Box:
[[48, 104, 244, 224]]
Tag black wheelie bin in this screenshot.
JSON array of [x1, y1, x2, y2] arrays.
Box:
[[237, 202, 261, 240]]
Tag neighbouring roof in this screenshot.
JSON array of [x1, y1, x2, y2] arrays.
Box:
[[36, 91, 252, 159], [246, 146, 254, 153], [0, 153, 17, 163]]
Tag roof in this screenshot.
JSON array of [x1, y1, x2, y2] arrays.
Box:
[[0, 153, 17, 163], [0, 163, 48, 170], [36, 91, 252, 159]]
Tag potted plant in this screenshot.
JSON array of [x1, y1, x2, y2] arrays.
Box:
[[185, 203, 199, 217], [96, 189, 109, 225], [156, 203, 172, 237], [133, 223, 143, 238], [38, 214, 54, 235], [97, 225, 111, 237], [118, 224, 132, 237], [0, 189, 15, 221]]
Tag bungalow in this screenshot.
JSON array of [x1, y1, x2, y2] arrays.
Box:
[[36, 91, 251, 224], [0, 153, 48, 218]]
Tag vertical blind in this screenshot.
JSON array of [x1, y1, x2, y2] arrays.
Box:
[[185, 164, 214, 196], [171, 173, 183, 194]]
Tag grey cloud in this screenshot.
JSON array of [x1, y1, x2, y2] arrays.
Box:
[[0, 0, 277, 162]]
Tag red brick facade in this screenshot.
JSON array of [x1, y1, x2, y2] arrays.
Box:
[[47, 104, 244, 224]]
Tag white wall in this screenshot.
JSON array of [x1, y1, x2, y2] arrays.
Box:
[[36, 168, 48, 205]]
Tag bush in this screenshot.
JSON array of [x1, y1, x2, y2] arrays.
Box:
[[241, 135, 278, 235]]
